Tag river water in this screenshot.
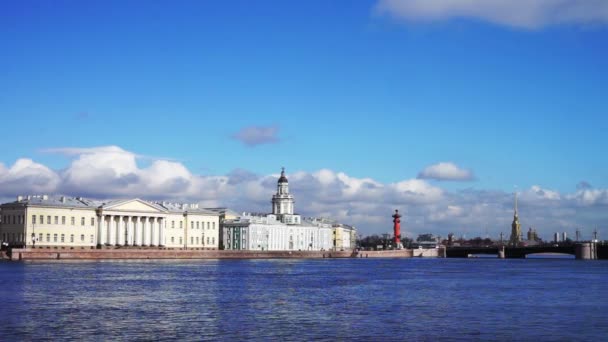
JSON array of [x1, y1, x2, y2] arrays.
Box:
[[0, 258, 606, 341]]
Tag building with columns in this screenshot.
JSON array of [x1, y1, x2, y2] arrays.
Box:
[[222, 168, 356, 251], [0, 195, 219, 249]]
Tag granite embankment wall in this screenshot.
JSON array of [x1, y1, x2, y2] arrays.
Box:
[[6, 247, 446, 261], [8, 248, 356, 261], [355, 247, 445, 258]]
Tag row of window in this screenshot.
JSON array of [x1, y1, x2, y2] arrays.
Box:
[[169, 220, 216, 230], [1, 232, 218, 245], [2, 232, 24, 243], [1, 215, 217, 231], [33, 233, 95, 244], [167, 236, 216, 245], [32, 215, 94, 227], [1, 215, 25, 225]]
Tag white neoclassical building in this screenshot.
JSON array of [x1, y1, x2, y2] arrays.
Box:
[[222, 168, 356, 251], [0, 196, 219, 249]]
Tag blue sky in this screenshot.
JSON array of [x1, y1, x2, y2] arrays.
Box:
[[1, 0, 607, 238]]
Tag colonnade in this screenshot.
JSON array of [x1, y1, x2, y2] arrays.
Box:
[[97, 215, 165, 247]]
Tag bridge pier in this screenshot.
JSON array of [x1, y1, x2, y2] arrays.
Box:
[[575, 243, 597, 260], [498, 246, 505, 259]]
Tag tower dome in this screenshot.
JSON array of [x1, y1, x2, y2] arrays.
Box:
[[278, 167, 288, 183]]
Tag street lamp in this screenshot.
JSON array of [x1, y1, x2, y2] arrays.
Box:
[[31, 223, 36, 248]]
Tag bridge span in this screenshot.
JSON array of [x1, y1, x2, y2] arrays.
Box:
[[446, 243, 607, 260]]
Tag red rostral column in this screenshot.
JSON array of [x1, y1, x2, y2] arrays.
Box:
[[392, 209, 401, 245]]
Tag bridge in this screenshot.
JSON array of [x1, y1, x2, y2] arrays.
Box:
[[446, 243, 607, 259]]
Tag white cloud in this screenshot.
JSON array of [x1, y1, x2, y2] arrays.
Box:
[[418, 162, 474, 181], [376, 0, 608, 29], [0, 159, 60, 196], [1, 146, 608, 241], [232, 125, 280, 146], [568, 188, 608, 206]]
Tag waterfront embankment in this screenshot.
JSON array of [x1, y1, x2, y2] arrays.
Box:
[[8, 248, 355, 261], [5, 247, 446, 261]]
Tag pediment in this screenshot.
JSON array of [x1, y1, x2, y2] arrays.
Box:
[[102, 199, 166, 213]]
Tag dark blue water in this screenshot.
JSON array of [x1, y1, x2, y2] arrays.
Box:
[[0, 258, 606, 341]]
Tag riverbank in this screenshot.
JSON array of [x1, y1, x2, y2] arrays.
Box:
[[5, 247, 445, 261]]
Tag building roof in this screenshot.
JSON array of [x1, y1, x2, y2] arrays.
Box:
[[1, 195, 103, 209], [155, 201, 218, 215], [0, 195, 218, 216]]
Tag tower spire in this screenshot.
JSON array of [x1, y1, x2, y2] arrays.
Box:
[[509, 191, 521, 246]]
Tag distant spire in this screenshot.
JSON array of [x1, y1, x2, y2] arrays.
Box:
[[514, 192, 518, 216]]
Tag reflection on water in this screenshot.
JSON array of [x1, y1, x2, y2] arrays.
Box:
[[526, 253, 576, 259], [0, 259, 607, 340]]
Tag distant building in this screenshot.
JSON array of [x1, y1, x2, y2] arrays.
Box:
[[554, 232, 561, 243], [222, 168, 356, 251], [509, 192, 522, 246], [527, 227, 539, 241], [0, 196, 220, 249], [412, 233, 440, 249]]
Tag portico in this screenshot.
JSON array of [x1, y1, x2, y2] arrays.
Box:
[[97, 199, 168, 247]]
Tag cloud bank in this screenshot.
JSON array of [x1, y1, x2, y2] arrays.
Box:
[[376, 0, 608, 29], [1, 145, 607, 240], [418, 162, 474, 181], [232, 125, 280, 146]]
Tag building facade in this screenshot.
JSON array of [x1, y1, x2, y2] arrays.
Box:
[[0, 196, 219, 249], [222, 168, 356, 251]]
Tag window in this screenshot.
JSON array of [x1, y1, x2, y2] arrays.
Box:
[[32, 215, 37, 224], [171, 237, 174, 243], [191, 222, 194, 229], [171, 221, 175, 228], [70, 234, 74, 243], [207, 222, 210, 230], [71, 217, 75, 225], [179, 237, 183, 244], [179, 222, 183, 229], [196, 237, 199, 244], [207, 237, 210, 245], [191, 237, 194, 244], [212, 222, 215, 230], [81, 234, 85, 242], [61, 234, 65, 243], [81, 217, 85, 226], [196, 222, 200, 229], [90, 235, 94, 243], [46, 234, 50, 242], [91, 217, 95, 226], [39, 233, 42, 242], [62, 216, 66, 225], [47, 216, 51, 224], [54, 234, 58, 242], [212, 237, 215, 244], [54, 216, 58, 224], [40, 215, 44, 224]]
